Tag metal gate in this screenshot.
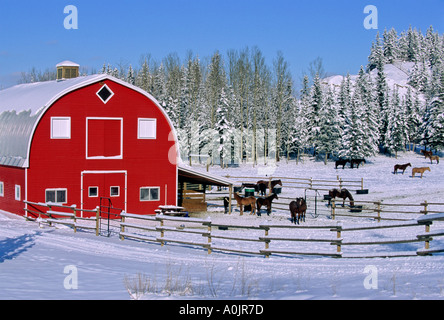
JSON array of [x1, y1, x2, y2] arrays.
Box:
[[99, 197, 123, 237]]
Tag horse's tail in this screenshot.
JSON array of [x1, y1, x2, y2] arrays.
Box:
[[345, 189, 354, 206]]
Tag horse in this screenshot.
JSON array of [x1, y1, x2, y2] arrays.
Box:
[[394, 163, 411, 174], [335, 159, 349, 169], [256, 193, 278, 216], [328, 188, 355, 207], [426, 154, 440, 164], [223, 196, 230, 214], [256, 179, 283, 196], [412, 167, 431, 178], [241, 182, 259, 192], [421, 149, 433, 159], [289, 197, 307, 225], [350, 158, 366, 168], [233, 192, 257, 215]]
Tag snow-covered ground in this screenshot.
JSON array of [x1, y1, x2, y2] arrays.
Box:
[[1, 151, 444, 300]]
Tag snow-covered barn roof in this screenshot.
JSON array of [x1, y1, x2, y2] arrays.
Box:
[[0, 74, 178, 168]]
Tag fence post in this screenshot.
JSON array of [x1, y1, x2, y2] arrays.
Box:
[[361, 178, 364, 190], [375, 201, 381, 222], [331, 199, 336, 220], [120, 212, 125, 241], [207, 219, 212, 254], [72, 206, 77, 233], [160, 217, 165, 246], [336, 222, 342, 254], [95, 206, 100, 236], [425, 223, 431, 250], [423, 200, 428, 215]]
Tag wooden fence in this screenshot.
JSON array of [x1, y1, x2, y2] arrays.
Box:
[[224, 175, 365, 192], [119, 211, 444, 259], [23, 201, 101, 235]]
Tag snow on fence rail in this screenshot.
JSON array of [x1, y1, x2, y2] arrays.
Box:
[[119, 212, 444, 259], [224, 175, 365, 192], [23, 201, 100, 235]]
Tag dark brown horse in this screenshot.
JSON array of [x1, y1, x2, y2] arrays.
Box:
[[256, 179, 282, 196], [350, 158, 366, 168], [256, 193, 278, 216], [328, 188, 355, 207], [241, 183, 259, 192], [335, 159, 349, 169], [394, 163, 411, 174], [421, 149, 433, 159], [289, 197, 307, 225]]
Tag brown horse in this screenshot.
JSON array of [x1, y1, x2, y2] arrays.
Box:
[[256, 193, 278, 216], [426, 154, 440, 164], [233, 192, 256, 215], [256, 179, 283, 196], [289, 197, 307, 225], [328, 188, 355, 207], [350, 158, 366, 168], [421, 149, 433, 159], [412, 167, 431, 178], [394, 163, 411, 174]]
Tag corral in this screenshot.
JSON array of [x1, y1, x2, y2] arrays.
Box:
[[22, 151, 444, 260]]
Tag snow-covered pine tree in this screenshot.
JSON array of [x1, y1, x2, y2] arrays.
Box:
[[307, 74, 323, 156], [384, 86, 408, 157], [317, 85, 341, 164]]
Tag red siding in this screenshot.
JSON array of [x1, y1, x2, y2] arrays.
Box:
[[25, 79, 178, 216], [0, 166, 25, 215]]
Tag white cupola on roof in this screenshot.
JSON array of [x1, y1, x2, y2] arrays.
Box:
[[56, 60, 80, 80]]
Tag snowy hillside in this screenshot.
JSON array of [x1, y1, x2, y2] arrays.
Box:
[[323, 61, 418, 97], [1, 152, 444, 300]]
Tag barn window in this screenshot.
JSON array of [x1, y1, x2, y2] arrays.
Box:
[[89, 187, 98, 198], [110, 186, 120, 197], [96, 84, 114, 104], [0, 182, 4, 197], [140, 187, 160, 201], [45, 189, 67, 204], [86, 118, 123, 159], [138, 118, 157, 139], [15, 185, 21, 201], [51, 117, 71, 139]]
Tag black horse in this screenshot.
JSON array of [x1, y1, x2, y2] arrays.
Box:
[[335, 159, 349, 169], [350, 159, 366, 169]]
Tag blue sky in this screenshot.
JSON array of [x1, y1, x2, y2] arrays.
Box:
[[0, 0, 443, 89]]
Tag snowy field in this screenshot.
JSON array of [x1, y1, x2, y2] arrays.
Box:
[[1, 151, 444, 300]]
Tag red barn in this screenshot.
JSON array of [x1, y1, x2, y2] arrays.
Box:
[[0, 62, 180, 217]]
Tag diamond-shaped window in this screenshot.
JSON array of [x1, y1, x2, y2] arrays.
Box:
[[96, 84, 114, 104]]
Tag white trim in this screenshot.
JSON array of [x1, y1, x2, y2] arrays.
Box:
[[15, 185, 21, 201], [110, 186, 120, 197], [88, 186, 99, 198], [85, 117, 123, 160], [96, 83, 115, 104], [140, 186, 161, 202], [45, 188, 68, 204], [50, 117, 71, 139], [80, 170, 127, 213], [138, 118, 157, 139]]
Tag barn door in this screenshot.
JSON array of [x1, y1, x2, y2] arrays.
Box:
[[81, 171, 127, 217]]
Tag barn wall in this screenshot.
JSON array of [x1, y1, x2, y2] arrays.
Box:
[[0, 165, 26, 215], [26, 79, 178, 216]]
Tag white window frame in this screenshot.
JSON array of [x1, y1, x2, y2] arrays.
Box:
[[45, 188, 68, 204], [96, 84, 115, 104], [51, 117, 71, 139], [88, 186, 99, 198], [0, 181, 4, 197], [86, 117, 123, 159], [15, 185, 21, 201], [140, 187, 160, 202], [138, 118, 157, 139], [110, 186, 120, 197]]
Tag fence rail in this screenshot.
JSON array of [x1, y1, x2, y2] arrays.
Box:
[[119, 211, 444, 259]]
